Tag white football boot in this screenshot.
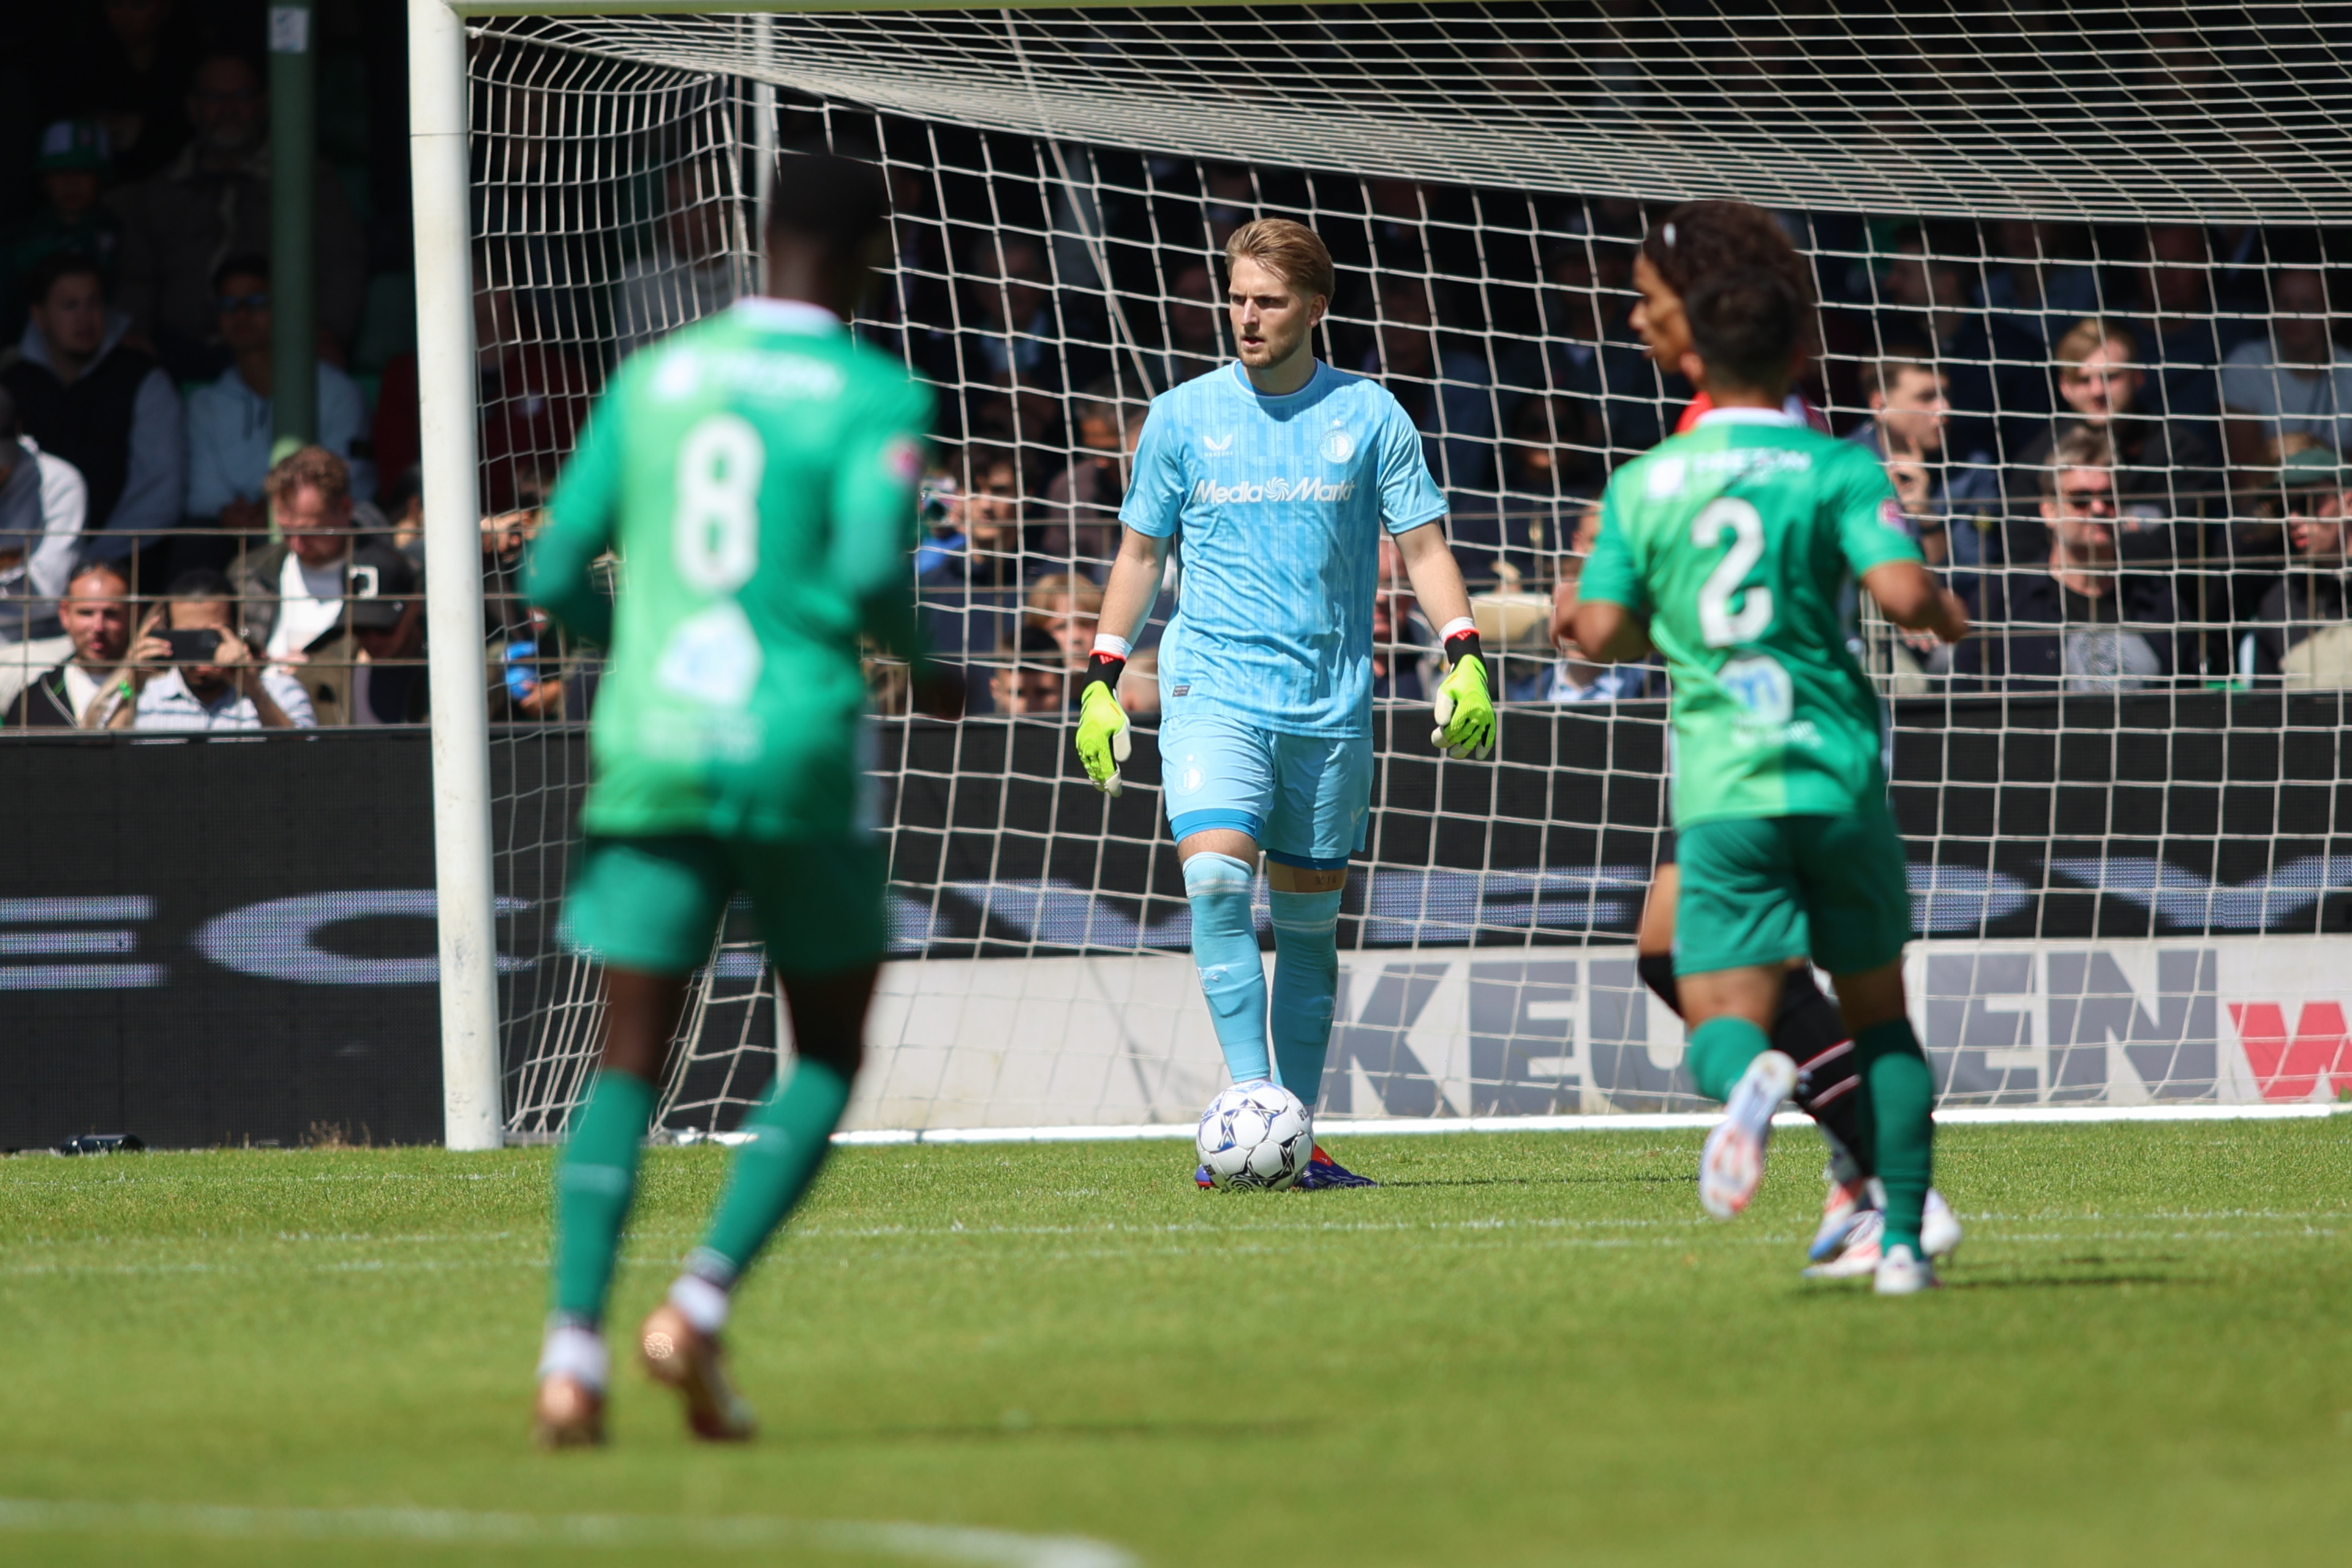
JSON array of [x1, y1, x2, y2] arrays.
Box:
[[1810, 1186, 1961, 1279], [1698, 1050, 1797, 1220], [1864, 1178, 1966, 1258], [1873, 1242, 1940, 1295], [1921, 1188, 1964, 1261], [1809, 1163, 1873, 1261], [1800, 1207, 1884, 1280]]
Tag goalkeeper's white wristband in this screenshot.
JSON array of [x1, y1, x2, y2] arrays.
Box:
[[1436, 617, 1484, 668], [1093, 633, 1134, 659]]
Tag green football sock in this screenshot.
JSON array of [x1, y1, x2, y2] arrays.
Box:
[[1842, 1075, 1880, 1186], [1854, 1018, 1935, 1256], [1686, 1015, 1773, 1104], [691, 1058, 854, 1287], [549, 1068, 657, 1327]]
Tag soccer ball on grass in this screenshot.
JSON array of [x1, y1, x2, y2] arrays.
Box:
[[1196, 1080, 1312, 1190]]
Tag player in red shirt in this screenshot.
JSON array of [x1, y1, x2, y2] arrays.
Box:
[[1557, 199, 1959, 1273]]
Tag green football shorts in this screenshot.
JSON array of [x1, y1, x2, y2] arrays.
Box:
[[564, 833, 888, 977], [1672, 809, 1911, 979]]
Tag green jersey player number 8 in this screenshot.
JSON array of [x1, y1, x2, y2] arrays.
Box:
[[521, 153, 960, 1449], [654, 415, 769, 709], [674, 414, 763, 592]]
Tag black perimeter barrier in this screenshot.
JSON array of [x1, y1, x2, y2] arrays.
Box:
[[5, 693, 2348, 1147]]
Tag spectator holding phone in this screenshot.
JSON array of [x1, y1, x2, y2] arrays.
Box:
[[128, 567, 314, 729], [492, 605, 579, 721], [345, 543, 429, 725]]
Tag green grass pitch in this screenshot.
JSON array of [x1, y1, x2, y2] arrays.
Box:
[[2, 1118, 2348, 1566]]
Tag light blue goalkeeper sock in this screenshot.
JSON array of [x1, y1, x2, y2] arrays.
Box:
[[1184, 851, 1269, 1084], [1268, 888, 1343, 1110]]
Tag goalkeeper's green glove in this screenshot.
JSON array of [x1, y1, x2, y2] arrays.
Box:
[[1075, 650, 1133, 794], [1430, 627, 1495, 761]]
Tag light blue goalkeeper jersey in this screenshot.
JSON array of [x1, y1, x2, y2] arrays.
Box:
[[1120, 360, 1447, 737]]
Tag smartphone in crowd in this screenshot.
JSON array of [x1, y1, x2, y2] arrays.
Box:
[[504, 638, 540, 702], [161, 628, 227, 663]]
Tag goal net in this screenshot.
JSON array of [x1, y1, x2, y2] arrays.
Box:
[[458, 4, 2352, 1139]]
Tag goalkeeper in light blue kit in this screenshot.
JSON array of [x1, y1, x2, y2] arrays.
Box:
[[1076, 219, 1494, 1188]]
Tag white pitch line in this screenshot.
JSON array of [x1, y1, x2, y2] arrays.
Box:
[[9, 1107, 2336, 1165], [6, 1208, 2341, 1278], [0, 1498, 1137, 1568]]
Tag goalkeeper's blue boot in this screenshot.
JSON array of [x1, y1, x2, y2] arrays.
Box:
[[1194, 1164, 1215, 1189], [1292, 1144, 1378, 1190], [1810, 1164, 1874, 1262]]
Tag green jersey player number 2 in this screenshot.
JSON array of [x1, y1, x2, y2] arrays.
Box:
[[1569, 262, 1968, 1295], [1694, 496, 1789, 722], [1577, 404, 1959, 1294], [1583, 431, 1915, 831]]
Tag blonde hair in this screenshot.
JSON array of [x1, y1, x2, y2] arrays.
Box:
[[1224, 217, 1335, 304], [2040, 423, 2115, 499], [2055, 317, 2138, 368], [1023, 572, 1103, 626], [262, 445, 352, 508]]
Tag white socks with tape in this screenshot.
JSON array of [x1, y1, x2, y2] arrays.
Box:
[[668, 1272, 731, 1336], [537, 1323, 609, 1390]]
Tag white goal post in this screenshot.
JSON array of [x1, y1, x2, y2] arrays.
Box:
[[410, 0, 500, 1150], [412, 1, 2352, 1150]]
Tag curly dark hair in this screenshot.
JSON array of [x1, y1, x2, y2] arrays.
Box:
[[1686, 268, 1804, 391], [1638, 200, 1817, 320]]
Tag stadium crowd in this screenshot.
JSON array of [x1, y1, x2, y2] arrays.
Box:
[[2, 3, 2348, 725], [897, 194, 2352, 711]]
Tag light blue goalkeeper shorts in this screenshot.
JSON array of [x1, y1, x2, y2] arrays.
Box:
[[1160, 712, 1373, 870]]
